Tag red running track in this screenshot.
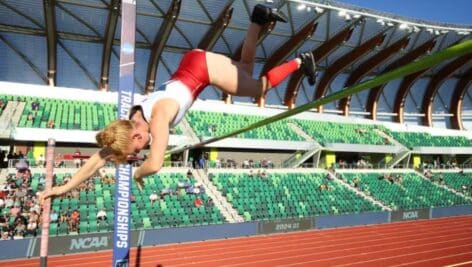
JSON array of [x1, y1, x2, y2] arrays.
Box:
[[1, 215, 472, 267]]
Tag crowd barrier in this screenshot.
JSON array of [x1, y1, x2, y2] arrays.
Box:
[[0, 205, 470, 260]]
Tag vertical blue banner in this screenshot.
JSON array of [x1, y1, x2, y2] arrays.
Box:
[[113, 0, 135, 266]]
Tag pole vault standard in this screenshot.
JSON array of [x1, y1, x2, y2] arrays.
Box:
[[168, 38, 472, 155], [113, 0, 135, 266], [39, 138, 56, 267]]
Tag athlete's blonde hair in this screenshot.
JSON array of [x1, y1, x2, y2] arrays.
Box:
[[96, 120, 133, 163]]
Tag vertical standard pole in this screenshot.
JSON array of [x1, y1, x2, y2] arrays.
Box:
[[113, 1, 135, 266], [39, 138, 55, 267]]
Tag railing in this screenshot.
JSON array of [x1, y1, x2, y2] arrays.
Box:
[[333, 162, 414, 169], [7, 159, 191, 170]]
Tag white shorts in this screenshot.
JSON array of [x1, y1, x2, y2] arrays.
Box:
[[138, 80, 194, 127]]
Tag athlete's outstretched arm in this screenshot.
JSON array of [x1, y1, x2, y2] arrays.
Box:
[[133, 100, 178, 188], [40, 148, 113, 203]]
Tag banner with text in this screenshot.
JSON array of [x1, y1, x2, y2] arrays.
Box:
[[258, 218, 314, 234], [390, 208, 430, 222], [32, 232, 140, 256]]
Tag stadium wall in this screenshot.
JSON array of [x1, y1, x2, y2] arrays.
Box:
[[1, 206, 471, 260]]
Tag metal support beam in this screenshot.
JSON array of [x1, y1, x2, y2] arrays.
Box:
[[366, 39, 436, 120], [450, 67, 472, 130], [339, 36, 410, 116], [256, 20, 318, 107], [421, 53, 472, 126], [284, 26, 355, 109], [197, 4, 233, 50], [99, 0, 120, 91], [144, 0, 181, 94], [43, 0, 57, 86], [222, 22, 275, 104], [393, 70, 429, 123], [315, 32, 386, 113]]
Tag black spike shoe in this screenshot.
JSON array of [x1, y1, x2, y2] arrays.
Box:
[[251, 4, 288, 25], [299, 52, 317, 86]]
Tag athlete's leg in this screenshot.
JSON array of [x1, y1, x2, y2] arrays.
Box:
[[207, 52, 305, 98], [206, 4, 295, 98], [239, 23, 262, 75], [240, 4, 288, 74]]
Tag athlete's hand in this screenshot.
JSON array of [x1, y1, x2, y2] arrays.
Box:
[[38, 187, 64, 206]]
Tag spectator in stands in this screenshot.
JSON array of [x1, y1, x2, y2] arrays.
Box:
[[185, 185, 196, 195], [69, 210, 80, 232], [73, 149, 82, 168], [258, 170, 267, 179], [242, 159, 250, 169], [198, 155, 205, 169], [461, 185, 469, 194], [4, 196, 13, 210], [27, 112, 34, 122], [353, 177, 360, 188], [206, 197, 214, 207], [59, 211, 69, 225], [105, 175, 115, 185], [355, 128, 367, 135], [50, 209, 59, 223], [326, 172, 335, 181], [194, 197, 203, 208], [437, 172, 444, 184], [54, 153, 64, 168], [40, 4, 317, 202], [248, 169, 254, 177], [186, 169, 193, 178], [395, 175, 403, 184], [36, 154, 45, 168], [62, 175, 72, 189], [96, 209, 107, 223], [14, 220, 26, 239], [26, 210, 39, 236], [197, 183, 205, 195], [47, 119, 55, 129], [215, 158, 221, 168], [149, 191, 159, 205], [31, 100, 39, 111], [261, 159, 268, 168], [86, 180, 94, 191], [10, 204, 20, 217], [319, 184, 327, 191], [0, 231, 10, 240]]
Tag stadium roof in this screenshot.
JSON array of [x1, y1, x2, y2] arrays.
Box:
[[1, 0, 472, 129]]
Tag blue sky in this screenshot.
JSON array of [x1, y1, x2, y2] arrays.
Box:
[[335, 0, 472, 25]]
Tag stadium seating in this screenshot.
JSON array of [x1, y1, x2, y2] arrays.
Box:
[[185, 110, 304, 141], [341, 172, 472, 210], [294, 120, 389, 145], [43, 171, 225, 235], [1, 94, 182, 134], [441, 172, 472, 196], [385, 131, 472, 148], [18, 96, 116, 130], [210, 172, 382, 220]]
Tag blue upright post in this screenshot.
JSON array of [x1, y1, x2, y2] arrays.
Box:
[[113, 0, 135, 266]]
